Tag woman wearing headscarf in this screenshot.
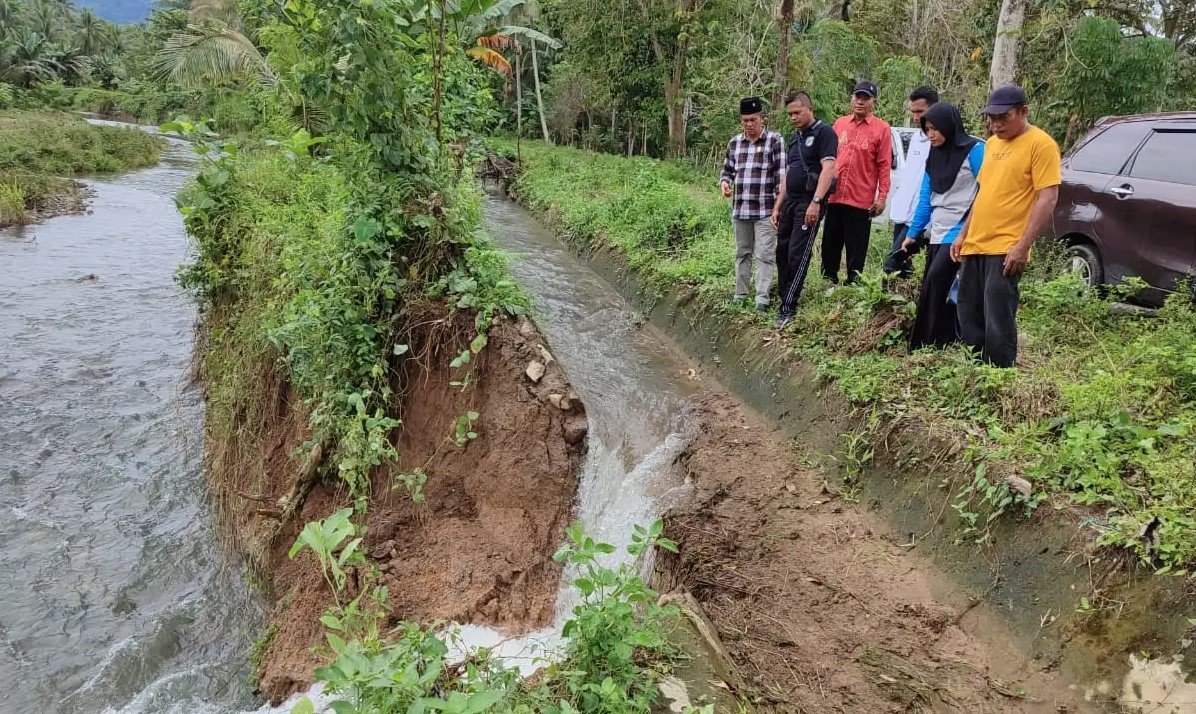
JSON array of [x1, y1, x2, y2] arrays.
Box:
[[900, 103, 985, 349]]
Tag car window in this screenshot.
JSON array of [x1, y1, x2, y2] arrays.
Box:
[[1129, 131, 1196, 187], [1069, 122, 1148, 174]]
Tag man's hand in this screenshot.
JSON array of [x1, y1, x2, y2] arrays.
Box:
[[901, 237, 917, 252], [721, 181, 733, 198], [1003, 241, 1031, 277], [803, 202, 820, 228], [870, 198, 886, 217], [770, 205, 781, 229], [950, 239, 964, 263]]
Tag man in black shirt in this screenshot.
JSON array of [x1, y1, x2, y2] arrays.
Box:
[[771, 90, 838, 329]]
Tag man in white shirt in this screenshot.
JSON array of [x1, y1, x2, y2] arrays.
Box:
[[884, 85, 938, 277]]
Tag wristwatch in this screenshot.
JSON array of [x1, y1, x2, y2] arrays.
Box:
[[812, 196, 824, 205]]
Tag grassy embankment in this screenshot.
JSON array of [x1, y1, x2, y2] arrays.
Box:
[[501, 138, 1196, 577], [0, 110, 165, 226]]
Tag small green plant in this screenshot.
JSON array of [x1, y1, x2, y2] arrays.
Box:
[[288, 508, 364, 602], [452, 411, 480, 447]]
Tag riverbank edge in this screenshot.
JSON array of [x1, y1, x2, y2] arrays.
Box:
[[0, 110, 168, 228], [494, 182, 1194, 693], [194, 307, 591, 701]]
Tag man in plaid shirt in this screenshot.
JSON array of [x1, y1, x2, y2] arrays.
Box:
[[720, 96, 786, 311]]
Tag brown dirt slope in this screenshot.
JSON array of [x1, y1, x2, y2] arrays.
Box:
[[659, 393, 1095, 714], [213, 314, 586, 703]]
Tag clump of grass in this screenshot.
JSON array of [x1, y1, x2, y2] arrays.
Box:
[[506, 137, 1196, 576], [0, 182, 23, 224]]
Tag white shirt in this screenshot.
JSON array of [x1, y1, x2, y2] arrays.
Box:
[[888, 130, 931, 225]]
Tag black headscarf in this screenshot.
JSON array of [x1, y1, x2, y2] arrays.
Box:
[[921, 103, 979, 194]]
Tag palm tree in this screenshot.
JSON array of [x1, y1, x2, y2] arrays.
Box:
[[152, 0, 270, 88], [153, 25, 271, 87], [76, 8, 105, 56], [0, 0, 21, 39], [3, 32, 62, 87], [25, 1, 61, 43]]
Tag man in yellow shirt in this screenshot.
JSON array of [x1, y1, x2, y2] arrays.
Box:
[[950, 85, 1060, 368]]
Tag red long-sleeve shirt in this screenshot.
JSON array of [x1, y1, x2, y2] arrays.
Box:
[[829, 114, 892, 211]]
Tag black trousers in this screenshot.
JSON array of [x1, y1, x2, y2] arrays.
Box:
[[776, 194, 823, 316], [957, 254, 1020, 368], [822, 203, 872, 284], [882, 222, 913, 277], [909, 244, 961, 350]]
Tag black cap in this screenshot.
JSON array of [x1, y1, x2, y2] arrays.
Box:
[[983, 84, 1029, 115], [852, 81, 878, 98], [740, 97, 763, 115]]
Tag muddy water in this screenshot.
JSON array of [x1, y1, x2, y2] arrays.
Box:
[[0, 134, 262, 713], [483, 191, 703, 549]]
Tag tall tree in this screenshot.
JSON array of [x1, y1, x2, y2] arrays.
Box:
[[771, 0, 795, 112], [990, 0, 1027, 87]]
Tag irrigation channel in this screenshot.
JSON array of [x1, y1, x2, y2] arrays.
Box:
[[3, 131, 1192, 712]]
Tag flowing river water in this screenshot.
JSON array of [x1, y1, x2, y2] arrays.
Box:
[[3, 134, 1191, 713], [0, 134, 262, 712]]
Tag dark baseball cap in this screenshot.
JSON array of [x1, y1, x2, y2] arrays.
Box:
[[852, 81, 878, 98], [983, 84, 1029, 115]]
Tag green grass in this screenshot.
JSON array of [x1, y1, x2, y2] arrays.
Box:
[[0, 110, 166, 225], [503, 138, 1196, 576]]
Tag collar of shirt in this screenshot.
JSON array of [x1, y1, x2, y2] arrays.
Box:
[[850, 114, 875, 126]]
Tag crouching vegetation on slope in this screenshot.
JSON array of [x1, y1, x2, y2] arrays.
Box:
[[505, 139, 1196, 576], [0, 109, 164, 226]]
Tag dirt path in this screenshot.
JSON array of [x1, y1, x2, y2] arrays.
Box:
[[660, 393, 1101, 713]]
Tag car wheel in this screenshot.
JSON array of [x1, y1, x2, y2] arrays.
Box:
[[1065, 242, 1103, 287]]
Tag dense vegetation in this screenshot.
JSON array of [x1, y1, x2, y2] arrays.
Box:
[[0, 109, 162, 225], [499, 0, 1193, 158], [505, 138, 1196, 576]]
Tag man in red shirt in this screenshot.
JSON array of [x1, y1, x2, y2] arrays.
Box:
[[823, 81, 892, 285]]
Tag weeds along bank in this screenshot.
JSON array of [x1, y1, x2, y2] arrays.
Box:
[[175, 2, 689, 711], [0, 110, 164, 226], [502, 139, 1196, 584]]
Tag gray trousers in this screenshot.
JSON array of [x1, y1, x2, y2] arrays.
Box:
[[733, 217, 777, 307], [957, 255, 1020, 368]]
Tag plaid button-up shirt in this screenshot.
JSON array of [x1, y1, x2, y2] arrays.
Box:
[[720, 130, 786, 220]]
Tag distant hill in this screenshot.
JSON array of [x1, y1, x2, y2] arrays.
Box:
[[74, 0, 156, 24]]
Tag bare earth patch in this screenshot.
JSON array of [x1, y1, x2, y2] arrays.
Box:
[[660, 393, 1096, 713]]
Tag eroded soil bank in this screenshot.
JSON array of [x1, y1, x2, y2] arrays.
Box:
[[202, 312, 588, 703]]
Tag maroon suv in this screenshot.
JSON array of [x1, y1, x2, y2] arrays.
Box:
[[1049, 112, 1196, 304]]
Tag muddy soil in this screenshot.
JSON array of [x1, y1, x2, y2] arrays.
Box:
[[659, 393, 1098, 713], [212, 315, 587, 704]]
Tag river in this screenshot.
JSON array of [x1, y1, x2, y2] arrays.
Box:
[[0, 132, 262, 713]]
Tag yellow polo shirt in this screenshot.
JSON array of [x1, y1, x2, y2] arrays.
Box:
[[960, 125, 1061, 256]]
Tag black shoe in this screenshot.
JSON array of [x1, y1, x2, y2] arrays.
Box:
[[774, 314, 794, 329], [756, 303, 770, 313]]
